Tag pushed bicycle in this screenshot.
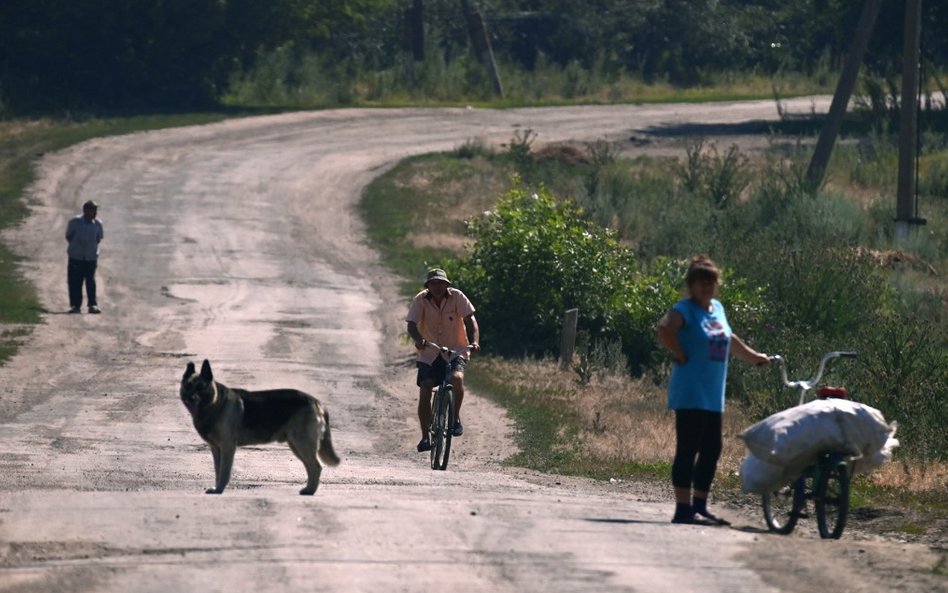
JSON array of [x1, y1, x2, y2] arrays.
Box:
[[421, 341, 472, 471], [760, 350, 858, 539]]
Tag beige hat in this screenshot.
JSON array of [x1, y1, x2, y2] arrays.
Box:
[[424, 268, 451, 287]]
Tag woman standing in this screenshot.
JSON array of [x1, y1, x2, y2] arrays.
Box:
[[656, 256, 769, 525]]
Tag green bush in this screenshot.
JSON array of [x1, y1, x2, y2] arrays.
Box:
[[446, 185, 638, 356]]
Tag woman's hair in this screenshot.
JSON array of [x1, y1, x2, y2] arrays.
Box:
[[685, 255, 721, 286]]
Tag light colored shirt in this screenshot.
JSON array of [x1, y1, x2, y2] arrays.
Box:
[[406, 287, 475, 365], [66, 215, 104, 261], [667, 298, 732, 412]]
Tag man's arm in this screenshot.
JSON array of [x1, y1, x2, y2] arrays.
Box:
[[464, 314, 480, 352], [65, 219, 75, 242], [407, 321, 425, 350]]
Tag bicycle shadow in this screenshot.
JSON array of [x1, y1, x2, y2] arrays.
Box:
[[585, 517, 774, 533]]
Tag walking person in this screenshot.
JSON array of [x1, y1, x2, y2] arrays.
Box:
[[65, 200, 104, 314], [656, 255, 769, 525], [406, 268, 480, 453]]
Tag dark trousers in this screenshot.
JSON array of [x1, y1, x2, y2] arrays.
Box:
[[671, 409, 723, 492], [67, 258, 98, 308]]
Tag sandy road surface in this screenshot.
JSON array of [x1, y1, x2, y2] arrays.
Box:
[[0, 100, 944, 593]]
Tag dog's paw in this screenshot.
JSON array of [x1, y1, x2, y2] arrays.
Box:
[[205, 487, 223, 494]]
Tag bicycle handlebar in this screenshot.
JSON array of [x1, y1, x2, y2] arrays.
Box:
[[768, 351, 857, 406], [421, 340, 475, 360]]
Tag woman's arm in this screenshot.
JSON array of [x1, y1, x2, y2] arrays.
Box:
[[730, 333, 769, 366], [656, 310, 687, 364]]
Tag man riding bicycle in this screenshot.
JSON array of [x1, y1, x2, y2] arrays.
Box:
[[406, 268, 480, 453]]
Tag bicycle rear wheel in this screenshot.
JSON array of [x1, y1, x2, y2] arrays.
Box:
[[429, 386, 454, 470], [815, 455, 850, 539], [762, 477, 805, 534]]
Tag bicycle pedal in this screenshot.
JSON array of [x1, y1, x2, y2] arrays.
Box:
[[791, 511, 809, 519]]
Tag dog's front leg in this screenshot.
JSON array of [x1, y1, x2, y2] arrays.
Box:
[[207, 442, 236, 494], [209, 443, 222, 480]]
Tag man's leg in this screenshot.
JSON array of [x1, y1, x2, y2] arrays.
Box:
[[451, 373, 465, 423], [67, 259, 83, 309], [84, 260, 98, 308], [417, 384, 434, 437]]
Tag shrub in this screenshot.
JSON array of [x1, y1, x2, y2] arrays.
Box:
[[676, 139, 751, 209], [446, 185, 639, 357]]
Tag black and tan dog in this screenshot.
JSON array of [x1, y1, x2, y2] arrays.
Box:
[[180, 359, 340, 495]]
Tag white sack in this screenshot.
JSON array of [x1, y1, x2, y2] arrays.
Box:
[[739, 451, 806, 494], [739, 399, 896, 473]]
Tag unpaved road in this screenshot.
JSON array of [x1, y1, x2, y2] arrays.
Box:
[[1, 100, 944, 593]]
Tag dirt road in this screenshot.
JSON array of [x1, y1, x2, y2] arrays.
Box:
[[0, 100, 944, 592]]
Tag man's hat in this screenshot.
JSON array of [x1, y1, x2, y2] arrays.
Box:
[[82, 200, 99, 210], [425, 268, 451, 287]]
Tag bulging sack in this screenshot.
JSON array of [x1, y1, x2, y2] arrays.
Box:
[[739, 399, 896, 472], [740, 451, 807, 494]]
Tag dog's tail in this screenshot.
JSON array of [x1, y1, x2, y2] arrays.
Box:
[[317, 409, 341, 467]]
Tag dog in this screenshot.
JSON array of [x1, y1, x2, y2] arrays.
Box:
[[180, 359, 340, 495]]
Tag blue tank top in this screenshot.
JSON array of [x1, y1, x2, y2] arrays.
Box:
[[667, 298, 732, 412]]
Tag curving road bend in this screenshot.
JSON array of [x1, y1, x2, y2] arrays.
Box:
[[0, 99, 943, 593]]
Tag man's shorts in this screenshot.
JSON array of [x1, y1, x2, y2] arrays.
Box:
[[416, 355, 467, 387]]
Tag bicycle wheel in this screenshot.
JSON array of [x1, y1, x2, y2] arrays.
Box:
[[429, 387, 454, 470], [762, 477, 805, 534], [815, 455, 850, 539]]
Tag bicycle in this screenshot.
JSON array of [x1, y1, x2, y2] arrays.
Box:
[[421, 341, 472, 471], [760, 350, 858, 539]]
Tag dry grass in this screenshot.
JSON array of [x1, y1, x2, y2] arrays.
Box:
[[870, 459, 948, 494], [478, 356, 947, 498]]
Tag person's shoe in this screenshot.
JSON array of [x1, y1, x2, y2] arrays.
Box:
[[695, 509, 731, 526], [452, 419, 463, 436], [88, 306, 101, 314], [671, 513, 716, 526], [68, 306, 81, 314], [416, 438, 431, 452]]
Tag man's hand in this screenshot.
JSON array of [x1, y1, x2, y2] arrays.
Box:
[[470, 342, 480, 353], [414, 338, 426, 350]]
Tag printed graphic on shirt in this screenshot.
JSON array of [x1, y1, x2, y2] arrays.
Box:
[[704, 318, 729, 362]]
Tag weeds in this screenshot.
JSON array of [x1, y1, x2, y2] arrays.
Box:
[[677, 139, 751, 208]]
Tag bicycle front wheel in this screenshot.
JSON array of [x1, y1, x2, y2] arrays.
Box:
[[815, 456, 850, 539], [429, 387, 454, 471], [762, 477, 805, 535]]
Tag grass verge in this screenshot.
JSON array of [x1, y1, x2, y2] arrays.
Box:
[[359, 138, 948, 543]]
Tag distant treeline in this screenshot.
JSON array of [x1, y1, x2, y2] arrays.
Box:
[[2, 1, 947, 113]]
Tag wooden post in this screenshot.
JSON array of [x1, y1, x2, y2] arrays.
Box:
[[896, 0, 924, 240], [559, 308, 578, 370], [805, 0, 882, 191], [458, 0, 504, 97]]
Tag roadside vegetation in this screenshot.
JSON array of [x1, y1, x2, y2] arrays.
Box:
[[2, 0, 947, 540], [360, 121, 948, 538]]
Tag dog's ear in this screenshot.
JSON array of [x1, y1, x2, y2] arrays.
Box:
[[200, 359, 213, 382], [183, 361, 195, 380]]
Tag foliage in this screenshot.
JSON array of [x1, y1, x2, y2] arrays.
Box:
[[0, 0, 398, 112], [677, 140, 751, 209], [4, 1, 948, 116], [445, 185, 633, 356]]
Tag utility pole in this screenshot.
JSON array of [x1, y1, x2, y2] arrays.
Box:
[[805, 0, 883, 191], [403, 0, 424, 83], [895, 0, 926, 240], [458, 0, 504, 97]]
